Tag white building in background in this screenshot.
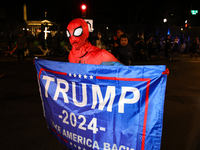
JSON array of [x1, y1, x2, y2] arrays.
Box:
[[23, 3, 57, 38]]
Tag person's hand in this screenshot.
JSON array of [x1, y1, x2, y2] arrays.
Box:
[[114, 43, 118, 47], [113, 36, 117, 41]]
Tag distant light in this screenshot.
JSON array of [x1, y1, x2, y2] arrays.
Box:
[[171, 14, 173, 16], [167, 28, 170, 35], [191, 10, 198, 15], [23, 28, 29, 31], [181, 28, 183, 31], [163, 18, 167, 23], [81, 4, 86, 10], [185, 23, 188, 27], [106, 27, 109, 29], [185, 20, 187, 24], [44, 27, 50, 40]]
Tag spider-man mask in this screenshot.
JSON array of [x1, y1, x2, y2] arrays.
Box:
[[66, 18, 89, 54]]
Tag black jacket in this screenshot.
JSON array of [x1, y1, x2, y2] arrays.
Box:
[[116, 45, 133, 65]]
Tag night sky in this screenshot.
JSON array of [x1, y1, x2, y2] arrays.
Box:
[[1, 0, 200, 26]]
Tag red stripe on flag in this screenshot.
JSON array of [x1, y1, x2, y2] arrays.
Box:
[[96, 75, 151, 150], [51, 127, 69, 143], [39, 68, 67, 80], [141, 80, 151, 150], [96, 76, 150, 82]]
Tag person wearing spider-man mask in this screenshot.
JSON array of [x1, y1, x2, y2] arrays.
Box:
[[66, 18, 123, 66]]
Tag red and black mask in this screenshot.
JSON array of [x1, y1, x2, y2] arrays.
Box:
[[66, 18, 89, 52]]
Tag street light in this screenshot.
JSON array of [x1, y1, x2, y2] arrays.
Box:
[[163, 18, 167, 23]]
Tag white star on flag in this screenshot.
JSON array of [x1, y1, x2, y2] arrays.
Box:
[[69, 73, 72, 77], [84, 75, 87, 79], [78, 74, 82, 78], [73, 73, 76, 77], [89, 75, 93, 79]]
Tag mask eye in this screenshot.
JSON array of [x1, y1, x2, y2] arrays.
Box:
[[66, 30, 71, 38], [73, 26, 83, 37]]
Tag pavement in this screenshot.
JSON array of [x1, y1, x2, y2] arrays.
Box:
[[1, 52, 200, 150]]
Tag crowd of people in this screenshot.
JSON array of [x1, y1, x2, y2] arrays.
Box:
[[94, 29, 200, 65], [1, 27, 200, 66]]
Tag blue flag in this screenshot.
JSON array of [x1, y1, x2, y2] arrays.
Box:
[[35, 58, 168, 150]]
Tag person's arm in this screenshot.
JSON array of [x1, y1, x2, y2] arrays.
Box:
[[114, 42, 118, 47], [135, 39, 140, 45], [146, 39, 151, 44]]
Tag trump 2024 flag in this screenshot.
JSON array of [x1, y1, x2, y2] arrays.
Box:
[[35, 58, 168, 150]]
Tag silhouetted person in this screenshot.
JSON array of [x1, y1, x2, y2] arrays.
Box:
[[116, 34, 133, 65], [164, 35, 172, 60], [190, 37, 199, 60], [96, 31, 104, 49], [111, 29, 124, 58], [155, 33, 162, 59], [16, 32, 27, 62], [173, 36, 179, 53], [146, 36, 155, 60], [135, 33, 145, 61]]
